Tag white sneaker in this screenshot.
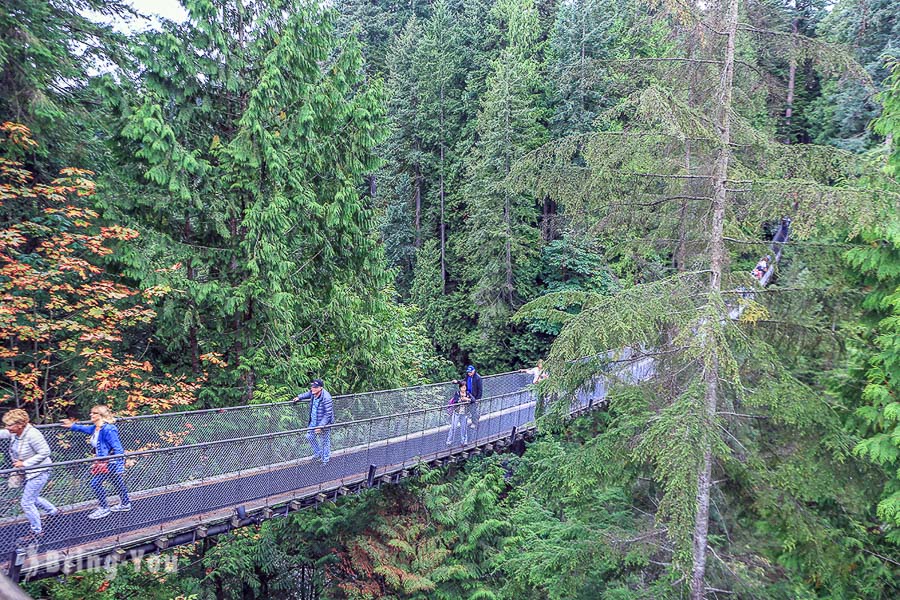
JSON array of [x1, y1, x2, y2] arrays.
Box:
[[87, 507, 111, 520], [110, 503, 132, 513]]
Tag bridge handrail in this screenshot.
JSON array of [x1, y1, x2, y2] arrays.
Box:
[[30, 369, 527, 430], [0, 396, 512, 477]]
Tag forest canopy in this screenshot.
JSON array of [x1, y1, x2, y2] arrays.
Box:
[[2, 0, 899, 598]]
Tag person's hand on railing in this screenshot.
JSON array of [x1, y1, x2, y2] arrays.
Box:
[[60, 418, 76, 429]]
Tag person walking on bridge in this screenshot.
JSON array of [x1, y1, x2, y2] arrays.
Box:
[[446, 381, 469, 446], [1, 409, 58, 544], [294, 379, 334, 464], [465, 365, 483, 429], [752, 255, 770, 280], [523, 359, 548, 384], [61, 405, 131, 519]]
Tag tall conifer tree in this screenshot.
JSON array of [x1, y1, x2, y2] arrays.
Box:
[[103, 1, 396, 402], [513, 0, 897, 595], [461, 0, 548, 365]]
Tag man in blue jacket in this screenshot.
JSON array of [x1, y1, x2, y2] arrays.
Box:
[[294, 379, 334, 464], [465, 365, 483, 428]]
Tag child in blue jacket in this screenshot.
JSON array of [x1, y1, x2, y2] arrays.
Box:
[[62, 405, 131, 519]]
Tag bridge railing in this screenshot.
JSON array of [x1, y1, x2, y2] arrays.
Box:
[[0, 383, 537, 559], [1, 371, 532, 467]]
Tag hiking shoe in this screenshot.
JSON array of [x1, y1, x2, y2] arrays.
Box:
[[87, 507, 111, 520], [110, 503, 132, 513]]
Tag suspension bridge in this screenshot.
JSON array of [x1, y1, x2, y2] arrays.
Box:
[[0, 221, 790, 584]]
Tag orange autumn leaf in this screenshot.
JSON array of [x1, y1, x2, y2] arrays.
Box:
[[1, 123, 205, 416]]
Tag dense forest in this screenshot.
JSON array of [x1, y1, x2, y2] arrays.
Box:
[[2, 0, 899, 597]]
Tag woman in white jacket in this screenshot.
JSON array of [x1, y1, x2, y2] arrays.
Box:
[[1, 409, 57, 541]]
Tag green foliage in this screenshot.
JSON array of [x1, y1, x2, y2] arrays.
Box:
[[24, 557, 200, 600], [0, 0, 130, 175], [808, 0, 899, 151], [851, 222, 900, 531], [97, 1, 442, 404], [5, 0, 900, 597], [873, 60, 900, 176]]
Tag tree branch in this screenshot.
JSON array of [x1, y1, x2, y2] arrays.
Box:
[[717, 411, 769, 419]]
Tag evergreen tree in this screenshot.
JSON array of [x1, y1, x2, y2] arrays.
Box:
[[0, 0, 130, 175], [545, 0, 624, 136], [102, 0, 412, 403], [808, 0, 899, 150], [419, 1, 468, 291], [381, 2, 468, 296], [460, 0, 548, 366], [334, 0, 434, 77], [512, 0, 897, 595], [849, 60, 900, 541], [382, 16, 429, 291]]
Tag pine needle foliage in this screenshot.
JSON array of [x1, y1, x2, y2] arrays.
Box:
[[510, 0, 899, 595], [97, 0, 433, 403]]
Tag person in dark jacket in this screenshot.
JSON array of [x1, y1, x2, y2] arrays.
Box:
[[465, 365, 483, 428], [61, 405, 131, 519], [294, 379, 334, 464]]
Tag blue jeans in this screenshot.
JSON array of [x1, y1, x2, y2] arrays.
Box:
[[447, 413, 467, 445], [307, 428, 331, 462], [22, 472, 56, 534], [468, 400, 480, 425], [90, 472, 130, 509]]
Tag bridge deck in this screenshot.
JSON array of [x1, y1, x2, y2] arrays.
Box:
[[5, 398, 540, 579]]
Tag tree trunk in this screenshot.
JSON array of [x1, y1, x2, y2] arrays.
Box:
[[541, 196, 556, 241], [440, 144, 447, 291], [184, 216, 200, 374], [691, 0, 738, 597], [439, 83, 447, 291], [414, 157, 422, 248], [784, 8, 799, 143], [505, 191, 513, 304]]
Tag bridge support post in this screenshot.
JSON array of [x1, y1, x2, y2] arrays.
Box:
[[6, 550, 22, 584], [367, 464, 377, 488]]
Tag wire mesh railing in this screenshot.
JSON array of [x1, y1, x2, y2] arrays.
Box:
[[0, 358, 657, 568], [1, 371, 531, 467], [0, 223, 787, 574]]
